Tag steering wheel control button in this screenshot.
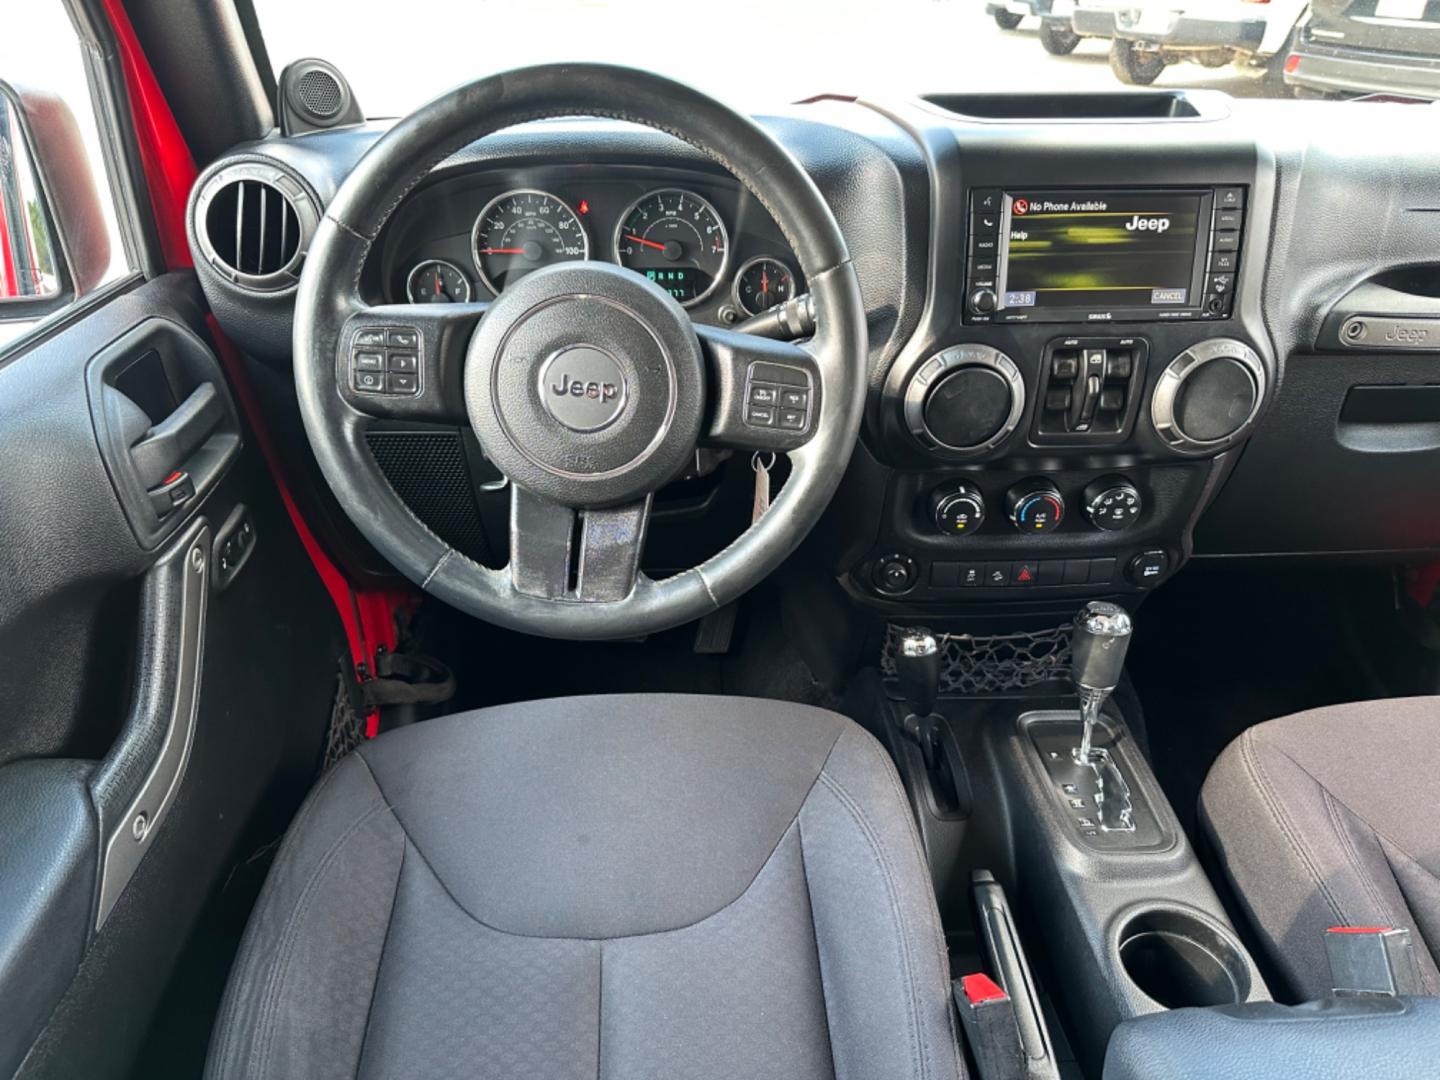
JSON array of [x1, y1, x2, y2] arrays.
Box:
[[1006, 480, 1066, 533], [1083, 477, 1142, 532], [872, 553, 918, 596], [744, 361, 812, 435], [1128, 550, 1170, 588], [349, 326, 422, 396], [929, 483, 986, 536], [537, 345, 629, 433], [902, 346, 1023, 457], [1152, 339, 1265, 453]]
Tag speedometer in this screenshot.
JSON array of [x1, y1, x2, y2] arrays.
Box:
[[471, 189, 589, 295], [614, 188, 729, 307]]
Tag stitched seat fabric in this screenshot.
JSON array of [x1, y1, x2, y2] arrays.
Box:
[[1200, 696, 1440, 1002], [205, 694, 964, 1080]]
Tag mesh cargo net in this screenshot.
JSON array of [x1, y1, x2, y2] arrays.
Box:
[[881, 623, 1073, 695]]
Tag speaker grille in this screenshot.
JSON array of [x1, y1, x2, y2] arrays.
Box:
[[202, 178, 301, 277], [295, 69, 343, 119], [366, 432, 492, 563]]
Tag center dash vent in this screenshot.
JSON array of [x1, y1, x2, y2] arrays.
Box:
[[190, 159, 321, 293]]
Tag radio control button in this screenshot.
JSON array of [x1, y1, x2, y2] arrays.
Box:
[[1214, 208, 1242, 230], [969, 235, 999, 257], [1213, 232, 1240, 252], [968, 288, 998, 315], [1207, 274, 1235, 295], [970, 257, 997, 276], [972, 212, 1000, 235], [1215, 188, 1246, 210], [973, 189, 1002, 213], [1210, 251, 1238, 273]]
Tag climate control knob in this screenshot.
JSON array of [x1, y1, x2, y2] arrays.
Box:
[[1083, 477, 1142, 532], [1006, 480, 1066, 533], [929, 483, 986, 536]]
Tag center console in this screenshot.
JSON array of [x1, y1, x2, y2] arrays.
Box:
[[845, 98, 1276, 611]]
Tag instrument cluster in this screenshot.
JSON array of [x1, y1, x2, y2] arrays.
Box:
[[381, 167, 801, 323]]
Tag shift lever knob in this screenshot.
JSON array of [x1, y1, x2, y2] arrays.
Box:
[[895, 629, 941, 719], [1071, 602, 1132, 762], [1071, 601, 1132, 693]]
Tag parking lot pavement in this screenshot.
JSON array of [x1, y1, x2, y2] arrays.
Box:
[[252, 0, 1283, 115]]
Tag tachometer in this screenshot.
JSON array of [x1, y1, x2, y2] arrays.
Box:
[[405, 259, 471, 303], [471, 189, 589, 295], [614, 188, 729, 307], [734, 256, 796, 316]]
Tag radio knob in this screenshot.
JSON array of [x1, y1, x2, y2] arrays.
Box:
[[929, 483, 986, 536], [1083, 477, 1142, 532], [1006, 479, 1066, 533], [969, 287, 998, 315]]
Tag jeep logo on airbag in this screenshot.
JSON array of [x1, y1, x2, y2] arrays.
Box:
[[537, 346, 629, 432]]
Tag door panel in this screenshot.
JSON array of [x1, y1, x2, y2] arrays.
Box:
[[0, 272, 346, 1078]]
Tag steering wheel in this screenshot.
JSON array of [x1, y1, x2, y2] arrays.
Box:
[[293, 64, 865, 640]]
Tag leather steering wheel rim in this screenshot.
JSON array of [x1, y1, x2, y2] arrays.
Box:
[[292, 64, 866, 640]]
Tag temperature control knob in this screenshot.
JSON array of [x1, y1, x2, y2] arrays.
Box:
[[1006, 480, 1066, 533], [929, 483, 986, 536], [1083, 477, 1142, 532]]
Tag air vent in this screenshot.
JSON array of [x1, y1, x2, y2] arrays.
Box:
[[190, 160, 320, 293], [204, 179, 300, 276]]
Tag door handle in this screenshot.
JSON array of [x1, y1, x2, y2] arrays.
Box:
[[128, 382, 224, 489]]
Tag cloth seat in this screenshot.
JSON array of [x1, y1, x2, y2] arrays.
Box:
[[1200, 696, 1440, 1002], [205, 693, 965, 1080]]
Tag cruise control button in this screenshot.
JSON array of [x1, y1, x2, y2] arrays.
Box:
[[353, 369, 386, 393], [778, 409, 807, 430], [749, 384, 779, 405], [387, 372, 418, 395], [746, 405, 776, 427], [779, 388, 808, 409]]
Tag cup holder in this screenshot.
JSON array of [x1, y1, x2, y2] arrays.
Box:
[[1117, 908, 1252, 1009]]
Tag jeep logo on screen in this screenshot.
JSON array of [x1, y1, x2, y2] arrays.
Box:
[[537, 346, 629, 432], [1125, 215, 1172, 234]]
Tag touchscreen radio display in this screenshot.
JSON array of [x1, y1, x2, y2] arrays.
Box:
[[998, 190, 1208, 316]]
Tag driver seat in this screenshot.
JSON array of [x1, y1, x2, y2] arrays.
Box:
[[204, 694, 964, 1080]]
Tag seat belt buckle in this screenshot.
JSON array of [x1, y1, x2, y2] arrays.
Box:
[[954, 973, 1025, 1080], [1325, 926, 1424, 997]]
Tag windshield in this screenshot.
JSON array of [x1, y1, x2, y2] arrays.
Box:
[[251, 0, 1440, 113]]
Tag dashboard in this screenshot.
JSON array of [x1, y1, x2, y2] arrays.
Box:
[[375, 165, 803, 327], [188, 96, 1440, 616]]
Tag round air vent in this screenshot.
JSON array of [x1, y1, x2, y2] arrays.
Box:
[[190, 160, 320, 292]]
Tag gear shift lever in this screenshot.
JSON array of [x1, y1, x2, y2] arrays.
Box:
[[1070, 601, 1132, 763]]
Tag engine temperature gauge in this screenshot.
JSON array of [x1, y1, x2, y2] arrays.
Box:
[[734, 256, 795, 316]]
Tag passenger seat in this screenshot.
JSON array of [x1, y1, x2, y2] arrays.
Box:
[[1200, 697, 1440, 1002]]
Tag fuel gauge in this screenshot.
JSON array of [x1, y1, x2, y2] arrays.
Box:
[[406, 259, 472, 303], [734, 256, 796, 316]]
